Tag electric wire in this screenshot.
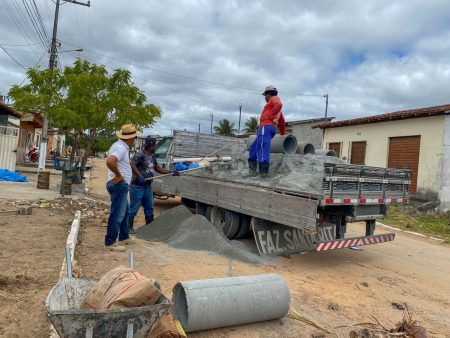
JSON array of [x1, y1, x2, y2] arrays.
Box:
[[62, 40, 323, 97], [22, 0, 50, 50], [31, 0, 51, 44], [0, 45, 27, 70], [1, 0, 42, 55]]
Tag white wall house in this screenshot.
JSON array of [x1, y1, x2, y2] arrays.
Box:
[[320, 104, 450, 210]]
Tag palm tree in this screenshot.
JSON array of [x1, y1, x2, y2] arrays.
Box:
[[244, 117, 259, 134], [213, 119, 237, 136]]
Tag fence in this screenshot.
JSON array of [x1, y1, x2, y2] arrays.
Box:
[[0, 126, 19, 171]]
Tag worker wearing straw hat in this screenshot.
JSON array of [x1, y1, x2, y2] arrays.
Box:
[[104, 123, 140, 252]]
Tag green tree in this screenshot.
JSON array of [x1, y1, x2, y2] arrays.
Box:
[[244, 117, 259, 134], [9, 60, 162, 168], [213, 118, 237, 136]]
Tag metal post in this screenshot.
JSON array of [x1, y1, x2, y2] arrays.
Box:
[[210, 113, 213, 134], [129, 251, 134, 270], [37, 0, 90, 183], [238, 104, 242, 135], [37, 0, 60, 173], [126, 320, 135, 338], [324, 94, 329, 119], [66, 246, 72, 278], [198, 123, 200, 133]]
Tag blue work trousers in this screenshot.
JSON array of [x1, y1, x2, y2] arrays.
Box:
[[249, 125, 276, 164], [129, 183, 154, 218], [105, 180, 130, 246]]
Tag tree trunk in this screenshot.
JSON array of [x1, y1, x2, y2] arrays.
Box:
[[82, 132, 96, 169], [69, 131, 83, 172]]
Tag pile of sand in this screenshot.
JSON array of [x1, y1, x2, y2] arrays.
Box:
[[191, 151, 347, 195], [136, 205, 262, 265]]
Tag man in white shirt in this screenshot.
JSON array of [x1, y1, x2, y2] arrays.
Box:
[[105, 123, 139, 251]]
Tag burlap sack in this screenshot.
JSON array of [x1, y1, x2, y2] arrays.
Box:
[[148, 314, 186, 338], [81, 266, 161, 310]]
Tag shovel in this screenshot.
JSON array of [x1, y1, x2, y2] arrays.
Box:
[[145, 159, 211, 182]]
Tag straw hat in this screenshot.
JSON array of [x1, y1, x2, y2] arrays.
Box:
[[116, 123, 140, 139]]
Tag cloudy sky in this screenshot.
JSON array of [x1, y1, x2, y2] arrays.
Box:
[[1, 0, 450, 135]]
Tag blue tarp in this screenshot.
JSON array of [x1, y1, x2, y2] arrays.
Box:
[[175, 162, 201, 171], [0, 169, 28, 182]]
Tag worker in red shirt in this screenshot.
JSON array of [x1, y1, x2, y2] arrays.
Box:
[[248, 85, 286, 177]]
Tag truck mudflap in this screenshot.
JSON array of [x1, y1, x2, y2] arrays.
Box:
[[252, 218, 396, 256], [315, 233, 395, 252]]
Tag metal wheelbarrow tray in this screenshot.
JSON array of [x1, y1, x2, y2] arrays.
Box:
[[45, 278, 173, 338]]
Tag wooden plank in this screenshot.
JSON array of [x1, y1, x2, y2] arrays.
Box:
[[165, 176, 318, 230]]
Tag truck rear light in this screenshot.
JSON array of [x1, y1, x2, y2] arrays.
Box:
[[343, 198, 351, 204], [402, 198, 408, 203], [391, 198, 397, 203], [359, 198, 366, 204], [325, 198, 333, 204], [378, 198, 385, 203]]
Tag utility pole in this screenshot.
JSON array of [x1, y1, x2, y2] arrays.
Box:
[[238, 103, 242, 135], [198, 123, 200, 133], [210, 113, 213, 134], [37, 0, 90, 185], [324, 94, 329, 119]]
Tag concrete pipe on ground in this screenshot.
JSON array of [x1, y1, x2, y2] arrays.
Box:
[[314, 149, 338, 157], [296, 142, 315, 155], [172, 274, 290, 333], [246, 134, 298, 154]]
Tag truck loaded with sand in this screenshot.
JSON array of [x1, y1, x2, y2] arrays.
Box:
[[151, 130, 411, 256]]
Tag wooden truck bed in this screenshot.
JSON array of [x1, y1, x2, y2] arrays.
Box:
[[160, 175, 319, 231]]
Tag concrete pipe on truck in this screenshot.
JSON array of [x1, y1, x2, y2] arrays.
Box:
[[247, 134, 298, 154], [315, 149, 337, 157], [172, 274, 290, 333], [296, 142, 315, 155]]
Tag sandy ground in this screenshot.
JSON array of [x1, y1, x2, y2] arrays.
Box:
[[0, 158, 449, 337], [0, 199, 74, 337], [81, 158, 450, 337]]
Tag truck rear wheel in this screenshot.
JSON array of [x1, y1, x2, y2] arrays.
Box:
[[235, 215, 251, 239], [195, 202, 207, 217], [205, 205, 214, 221], [211, 207, 241, 239]]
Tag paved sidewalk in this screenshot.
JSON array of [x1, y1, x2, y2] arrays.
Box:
[[0, 172, 83, 200]]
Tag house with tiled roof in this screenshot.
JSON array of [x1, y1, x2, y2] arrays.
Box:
[[318, 104, 450, 210]]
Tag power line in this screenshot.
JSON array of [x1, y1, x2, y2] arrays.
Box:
[[62, 40, 324, 97], [1, 0, 42, 54], [0, 42, 42, 47], [31, 0, 51, 44], [0, 46, 37, 53], [0, 45, 26, 70], [22, 0, 50, 50]]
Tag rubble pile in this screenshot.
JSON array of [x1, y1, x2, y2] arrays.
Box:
[[7, 197, 109, 220]]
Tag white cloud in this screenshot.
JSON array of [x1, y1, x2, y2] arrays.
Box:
[[1, 0, 450, 136]]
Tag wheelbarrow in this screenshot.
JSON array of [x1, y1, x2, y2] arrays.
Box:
[[45, 277, 173, 338]]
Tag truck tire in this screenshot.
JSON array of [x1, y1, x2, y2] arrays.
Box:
[[211, 207, 241, 239], [235, 215, 251, 239], [206, 205, 214, 221], [196, 202, 207, 217], [181, 197, 196, 209]]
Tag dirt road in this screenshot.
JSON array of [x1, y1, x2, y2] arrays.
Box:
[[78, 158, 450, 337]]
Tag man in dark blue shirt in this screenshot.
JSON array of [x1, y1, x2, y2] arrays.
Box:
[[128, 137, 177, 233]]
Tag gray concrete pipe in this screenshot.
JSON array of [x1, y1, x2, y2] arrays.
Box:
[[296, 142, 315, 155], [247, 134, 298, 154], [315, 149, 338, 157], [172, 274, 290, 333]]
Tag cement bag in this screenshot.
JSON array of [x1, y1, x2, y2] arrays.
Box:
[[148, 314, 186, 338], [81, 265, 161, 310]]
